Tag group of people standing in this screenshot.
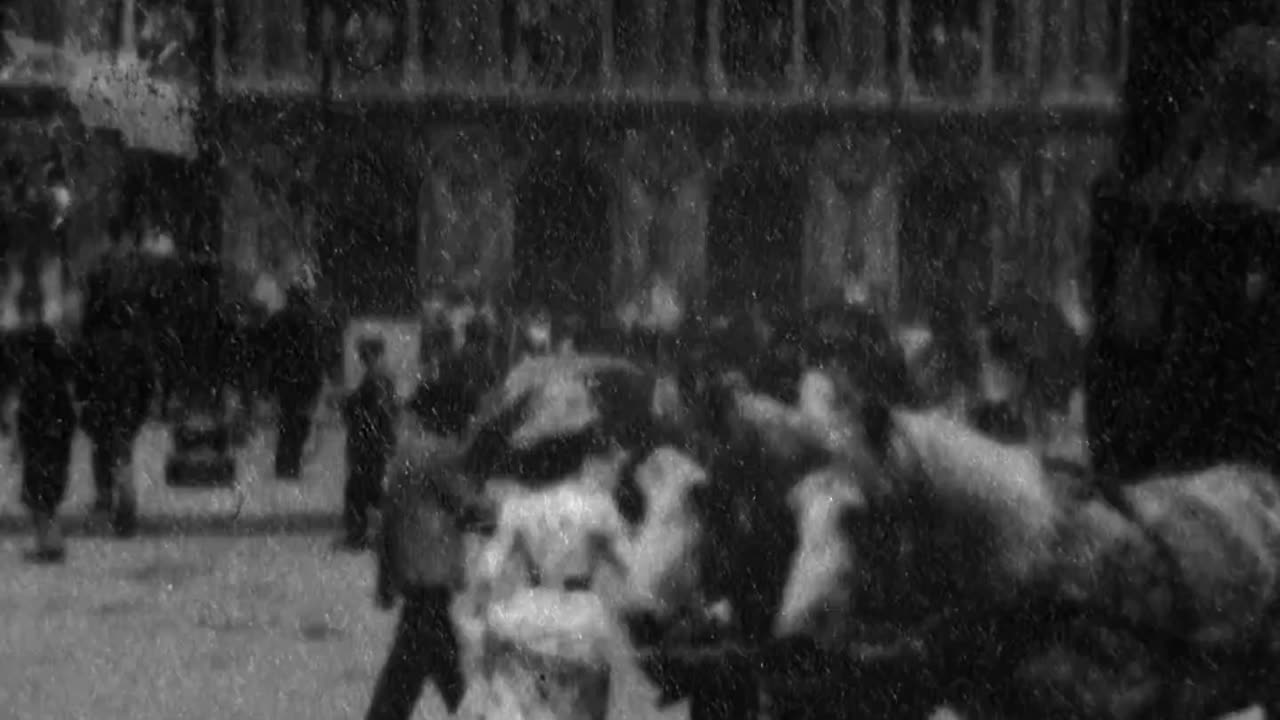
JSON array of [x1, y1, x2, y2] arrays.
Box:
[[4, 231, 157, 562], [2, 224, 349, 563]]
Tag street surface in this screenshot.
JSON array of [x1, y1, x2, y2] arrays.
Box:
[[1, 534, 401, 719], [0, 404, 1234, 720], [0, 420, 678, 719]]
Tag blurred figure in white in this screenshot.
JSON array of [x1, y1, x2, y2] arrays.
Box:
[[139, 228, 176, 258], [251, 270, 285, 314]]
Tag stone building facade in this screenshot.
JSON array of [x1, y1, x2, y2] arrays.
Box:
[[213, 0, 1126, 325]]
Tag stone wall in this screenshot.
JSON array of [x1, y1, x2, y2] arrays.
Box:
[[419, 126, 516, 298], [219, 114, 1112, 326], [803, 132, 899, 310], [606, 125, 715, 309]]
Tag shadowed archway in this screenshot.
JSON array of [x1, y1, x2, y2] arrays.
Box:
[[899, 165, 991, 324], [706, 153, 805, 313], [512, 140, 611, 316], [317, 150, 418, 316]]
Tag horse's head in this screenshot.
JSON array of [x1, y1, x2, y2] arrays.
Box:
[[613, 364, 862, 656], [610, 337, 906, 660]]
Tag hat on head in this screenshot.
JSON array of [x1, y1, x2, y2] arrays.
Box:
[[357, 335, 386, 364]]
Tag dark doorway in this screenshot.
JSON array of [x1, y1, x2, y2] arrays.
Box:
[[899, 165, 991, 394], [318, 152, 418, 316], [513, 145, 610, 316], [899, 168, 990, 326], [707, 155, 804, 313]]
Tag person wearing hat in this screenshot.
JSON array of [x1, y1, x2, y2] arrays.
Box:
[[339, 334, 397, 550]]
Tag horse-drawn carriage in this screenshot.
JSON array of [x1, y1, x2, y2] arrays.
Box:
[[1088, 23, 1280, 483], [1088, 195, 1280, 480]]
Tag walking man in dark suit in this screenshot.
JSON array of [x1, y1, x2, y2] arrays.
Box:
[[262, 283, 326, 479], [339, 335, 397, 550]]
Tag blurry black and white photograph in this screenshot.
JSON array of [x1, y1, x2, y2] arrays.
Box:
[[0, 0, 1277, 718]]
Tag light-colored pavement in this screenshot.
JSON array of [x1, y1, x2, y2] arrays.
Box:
[[0, 533, 682, 720], [0, 535, 401, 720], [0, 416, 681, 720], [0, 533, 1264, 720]]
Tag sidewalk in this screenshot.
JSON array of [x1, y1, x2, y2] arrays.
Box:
[[0, 531, 677, 719], [0, 534, 422, 720], [0, 420, 350, 537]]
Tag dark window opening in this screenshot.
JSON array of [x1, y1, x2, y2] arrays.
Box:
[[722, 0, 791, 90], [805, 1, 891, 89], [514, 0, 602, 89], [318, 153, 418, 317], [614, 0, 700, 84], [908, 0, 981, 96], [993, 0, 1017, 75], [707, 156, 804, 313], [513, 144, 611, 318]]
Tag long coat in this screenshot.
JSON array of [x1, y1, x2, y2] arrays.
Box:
[[75, 327, 155, 441], [377, 421, 493, 604], [260, 299, 325, 404]]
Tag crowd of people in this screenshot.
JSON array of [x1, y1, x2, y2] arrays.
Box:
[[0, 222, 352, 561], [0, 215, 1094, 717], [349, 278, 1090, 720], [353, 271, 1280, 720]]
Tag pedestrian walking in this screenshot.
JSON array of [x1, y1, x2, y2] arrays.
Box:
[[368, 433, 496, 720], [74, 304, 154, 538], [14, 319, 76, 562], [338, 335, 397, 551], [261, 283, 325, 479]]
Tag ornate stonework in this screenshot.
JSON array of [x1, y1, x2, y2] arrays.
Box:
[[419, 126, 518, 297], [608, 125, 723, 309], [511, 0, 604, 88], [617, 0, 697, 87], [802, 133, 897, 310]]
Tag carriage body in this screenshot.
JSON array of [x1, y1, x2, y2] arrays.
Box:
[[1087, 194, 1280, 480]]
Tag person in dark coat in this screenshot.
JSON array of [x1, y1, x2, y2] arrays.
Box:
[[0, 327, 19, 435], [368, 430, 495, 720], [261, 283, 326, 479], [406, 320, 491, 438], [75, 305, 155, 537], [15, 319, 77, 562], [339, 335, 397, 550], [81, 217, 136, 339]]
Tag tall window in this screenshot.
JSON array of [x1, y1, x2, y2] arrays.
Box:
[[908, 0, 981, 97], [721, 0, 791, 90]]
